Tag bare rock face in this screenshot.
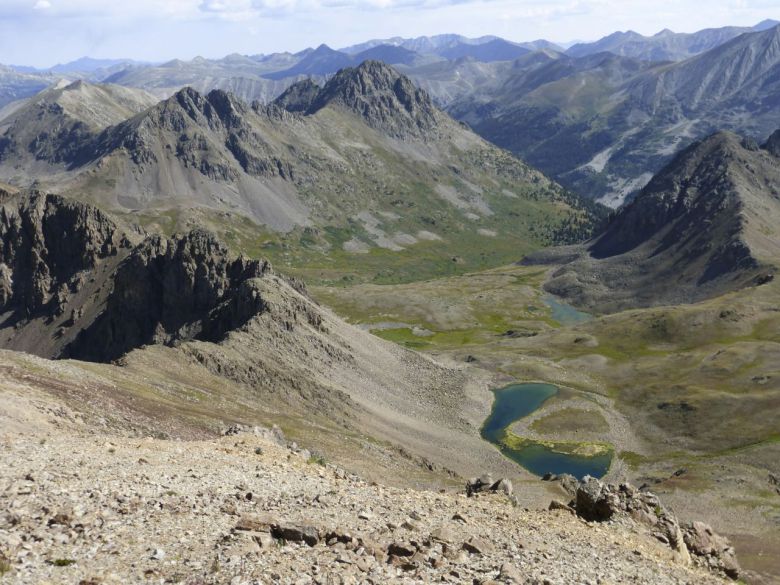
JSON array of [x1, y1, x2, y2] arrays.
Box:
[[683, 521, 741, 580], [273, 79, 321, 113], [63, 229, 272, 362], [90, 87, 294, 183], [0, 189, 125, 318], [307, 60, 441, 140], [0, 190, 288, 363]]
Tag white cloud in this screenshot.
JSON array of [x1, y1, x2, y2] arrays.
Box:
[[33, 0, 52, 9]]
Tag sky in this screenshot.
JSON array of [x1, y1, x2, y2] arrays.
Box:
[[0, 0, 777, 67]]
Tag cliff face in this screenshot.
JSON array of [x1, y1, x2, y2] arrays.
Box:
[[62, 229, 273, 362], [0, 189, 126, 317], [0, 190, 275, 362]]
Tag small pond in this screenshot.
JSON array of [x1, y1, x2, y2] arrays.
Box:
[[543, 294, 592, 326], [481, 382, 612, 479]]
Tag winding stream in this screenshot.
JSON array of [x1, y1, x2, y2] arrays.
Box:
[[481, 383, 612, 479]]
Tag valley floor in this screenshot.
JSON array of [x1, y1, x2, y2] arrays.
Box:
[[313, 263, 780, 584]]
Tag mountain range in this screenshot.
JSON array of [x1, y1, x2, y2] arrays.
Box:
[[3, 20, 773, 109], [0, 61, 601, 283], [1, 21, 777, 212], [566, 19, 779, 61], [2, 18, 780, 585], [440, 24, 780, 205]]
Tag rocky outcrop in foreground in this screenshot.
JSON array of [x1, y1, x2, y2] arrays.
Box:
[[544, 473, 740, 580]]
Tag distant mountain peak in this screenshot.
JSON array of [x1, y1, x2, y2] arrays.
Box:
[[754, 19, 780, 31], [307, 60, 439, 138]]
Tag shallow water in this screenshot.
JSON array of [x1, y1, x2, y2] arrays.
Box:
[[543, 294, 592, 326], [481, 383, 611, 479]]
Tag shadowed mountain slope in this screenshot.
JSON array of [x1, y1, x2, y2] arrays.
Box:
[[527, 131, 780, 312], [0, 189, 270, 362]]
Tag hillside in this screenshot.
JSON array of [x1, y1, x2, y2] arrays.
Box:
[[0, 61, 603, 283], [445, 26, 780, 206], [528, 131, 780, 312], [0, 393, 733, 584], [0, 188, 523, 482]]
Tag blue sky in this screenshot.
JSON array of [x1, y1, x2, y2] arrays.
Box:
[[0, 0, 777, 67]]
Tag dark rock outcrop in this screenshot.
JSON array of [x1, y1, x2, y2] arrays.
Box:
[[0, 190, 289, 363], [63, 229, 271, 362], [273, 79, 321, 113], [0, 189, 126, 319]]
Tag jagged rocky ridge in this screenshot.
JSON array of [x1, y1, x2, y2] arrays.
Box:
[[526, 130, 780, 312], [301, 60, 441, 139], [0, 189, 283, 362]]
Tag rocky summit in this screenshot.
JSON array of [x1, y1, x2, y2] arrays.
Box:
[[303, 60, 440, 139]]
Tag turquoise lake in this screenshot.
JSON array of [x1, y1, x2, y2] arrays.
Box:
[[481, 383, 612, 479]]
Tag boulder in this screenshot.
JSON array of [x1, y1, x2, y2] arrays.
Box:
[[429, 525, 458, 545], [235, 512, 277, 532], [499, 563, 523, 583], [271, 523, 320, 546], [683, 521, 740, 579], [575, 476, 617, 521], [466, 474, 513, 498], [387, 542, 416, 557], [558, 473, 579, 496], [548, 500, 575, 514], [462, 536, 494, 555], [488, 478, 513, 497]]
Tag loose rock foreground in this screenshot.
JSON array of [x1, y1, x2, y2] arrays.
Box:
[[0, 422, 730, 585]]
